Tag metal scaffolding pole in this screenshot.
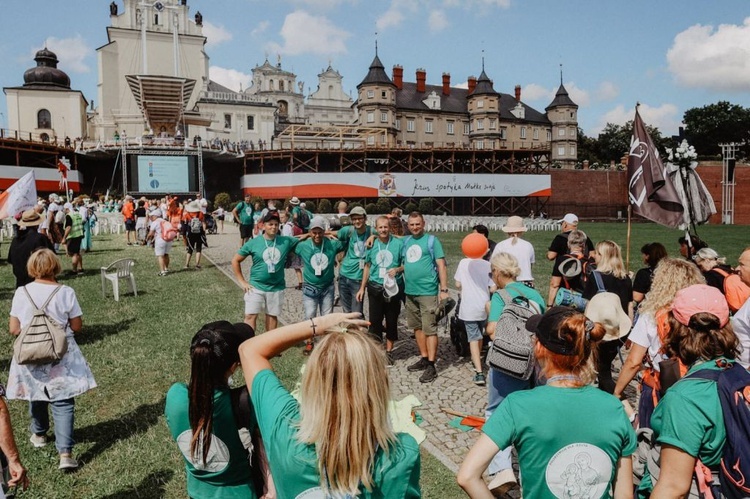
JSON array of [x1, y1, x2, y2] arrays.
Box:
[[720, 143, 738, 225]]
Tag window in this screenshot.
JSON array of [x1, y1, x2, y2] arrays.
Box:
[[489, 119, 496, 130], [520, 127, 527, 139], [533, 128, 539, 140], [407, 119, 415, 132], [279, 80, 284, 91], [395, 119, 401, 130], [547, 131, 552, 141], [37, 109, 51, 129], [224, 114, 232, 129], [367, 90, 374, 98], [247, 115, 255, 130], [425, 120, 433, 134], [367, 136, 375, 145], [476, 119, 484, 130], [382, 91, 387, 98], [381, 112, 388, 123], [570, 146, 576, 156], [558, 146, 566, 156], [447, 122, 454, 135], [477, 100, 484, 108], [464, 123, 470, 135], [367, 112, 375, 123], [381, 134, 387, 144], [476, 140, 484, 149], [499, 128, 506, 139], [558, 128, 565, 136]]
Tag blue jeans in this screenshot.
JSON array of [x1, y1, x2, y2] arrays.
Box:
[[302, 282, 335, 320], [338, 275, 363, 314], [486, 369, 530, 474], [30, 398, 75, 454]]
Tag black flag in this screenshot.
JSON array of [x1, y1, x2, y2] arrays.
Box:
[[627, 108, 684, 228]]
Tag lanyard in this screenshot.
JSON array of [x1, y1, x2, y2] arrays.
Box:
[[375, 238, 391, 267]]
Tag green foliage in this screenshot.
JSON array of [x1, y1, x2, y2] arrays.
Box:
[[593, 121, 670, 163], [304, 200, 317, 212], [317, 198, 332, 213], [213, 192, 233, 211], [365, 202, 378, 214], [683, 101, 750, 158], [375, 197, 392, 214], [418, 197, 434, 215], [404, 201, 418, 214]]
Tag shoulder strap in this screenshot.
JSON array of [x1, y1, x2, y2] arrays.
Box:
[[402, 235, 412, 256], [683, 369, 721, 383], [592, 270, 606, 293], [497, 288, 513, 305], [427, 235, 436, 262], [22, 286, 39, 310], [713, 268, 729, 278], [40, 285, 63, 310]]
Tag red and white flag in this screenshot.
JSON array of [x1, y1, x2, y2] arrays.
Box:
[[0, 171, 38, 219]]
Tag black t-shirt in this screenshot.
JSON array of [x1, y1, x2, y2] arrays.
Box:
[[632, 267, 655, 295], [135, 207, 147, 218], [583, 271, 633, 312], [482, 239, 497, 262], [548, 231, 595, 256], [704, 265, 733, 293], [7, 229, 54, 288], [552, 253, 594, 293]]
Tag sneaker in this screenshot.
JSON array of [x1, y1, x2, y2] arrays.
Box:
[[303, 341, 314, 356], [58, 455, 79, 470], [419, 364, 438, 383], [158, 270, 168, 276], [473, 372, 486, 386], [386, 351, 394, 367], [407, 357, 429, 372], [195, 265, 201, 270], [488, 469, 517, 496], [30, 433, 48, 448]]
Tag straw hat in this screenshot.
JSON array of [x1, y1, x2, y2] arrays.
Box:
[[501, 216, 527, 233], [19, 209, 43, 228], [185, 200, 202, 213], [289, 196, 300, 206], [585, 293, 632, 342]]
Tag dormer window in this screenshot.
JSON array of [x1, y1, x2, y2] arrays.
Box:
[[510, 102, 525, 119], [422, 91, 441, 110]]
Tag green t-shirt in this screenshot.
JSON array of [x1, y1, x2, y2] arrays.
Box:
[[366, 236, 404, 286], [234, 202, 254, 225], [651, 360, 728, 467], [488, 282, 546, 322], [402, 234, 445, 296], [294, 238, 343, 288], [483, 384, 636, 499], [164, 383, 258, 499], [251, 369, 422, 498], [238, 235, 299, 291], [337, 225, 374, 281]]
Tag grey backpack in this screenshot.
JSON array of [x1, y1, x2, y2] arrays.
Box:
[[486, 288, 541, 380], [14, 286, 69, 365]]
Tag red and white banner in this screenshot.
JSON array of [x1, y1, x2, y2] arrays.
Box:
[[0, 165, 82, 193], [241, 173, 551, 199], [0, 171, 38, 219]]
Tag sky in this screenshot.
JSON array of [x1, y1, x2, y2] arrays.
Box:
[[1, 0, 749, 140]]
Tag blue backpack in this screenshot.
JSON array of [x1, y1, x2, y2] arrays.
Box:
[[686, 361, 750, 499]]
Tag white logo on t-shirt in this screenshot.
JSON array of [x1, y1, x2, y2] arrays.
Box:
[[176, 430, 230, 472], [311, 253, 330, 272], [262, 247, 281, 265], [375, 250, 393, 268], [405, 244, 422, 263], [295, 488, 326, 498], [545, 443, 611, 499]]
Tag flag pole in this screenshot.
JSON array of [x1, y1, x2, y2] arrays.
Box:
[[626, 205, 632, 273]]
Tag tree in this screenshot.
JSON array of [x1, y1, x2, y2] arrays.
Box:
[[683, 101, 750, 158], [365, 202, 378, 215], [418, 197, 434, 215], [375, 197, 392, 214], [577, 128, 601, 163], [595, 121, 670, 163], [317, 198, 332, 213], [213, 192, 233, 210]]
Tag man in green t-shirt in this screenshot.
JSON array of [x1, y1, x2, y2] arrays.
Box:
[[295, 216, 344, 354], [330, 206, 373, 314], [231, 211, 299, 331], [402, 211, 449, 383], [232, 193, 255, 246]]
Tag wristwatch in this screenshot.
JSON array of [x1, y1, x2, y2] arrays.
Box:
[[440, 288, 449, 293]]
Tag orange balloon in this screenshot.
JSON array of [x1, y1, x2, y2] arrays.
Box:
[[462, 233, 489, 259]]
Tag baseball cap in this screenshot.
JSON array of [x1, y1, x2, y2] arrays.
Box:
[[263, 210, 280, 223], [383, 274, 399, 298], [349, 206, 367, 217], [309, 216, 327, 231], [526, 307, 581, 356], [559, 213, 579, 225], [672, 284, 729, 328]]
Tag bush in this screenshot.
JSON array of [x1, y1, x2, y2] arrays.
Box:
[[405, 202, 418, 214], [365, 202, 378, 215], [418, 198, 434, 215], [214, 192, 233, 211], [375, 197, 392, 214], [317, 198, 332, 213], [304, 200, 317, 212]]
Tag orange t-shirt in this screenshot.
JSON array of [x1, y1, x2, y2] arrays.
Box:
[[121, 201, 134, 220]]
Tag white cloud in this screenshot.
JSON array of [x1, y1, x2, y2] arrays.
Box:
[[667, 17, 750, 92], [565, 83, 590, 107], [33, 35, 91, 73], [251, 21, 270, 37], [267, 11, 350, 56], [428, 10, 449, 32], [595, 81, 619, 101], [209, 66, 252, 92], [454, 81, 469, 89], [376, 4, 404, 31], [444, 0, 511, 8], [295, 0, 356, 7], [591, 103, 680, 137], [521, 83, 554, 102], [203, 21, 233, 46]]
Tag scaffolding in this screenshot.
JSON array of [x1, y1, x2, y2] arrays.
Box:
[[720, 143, 738, 224]]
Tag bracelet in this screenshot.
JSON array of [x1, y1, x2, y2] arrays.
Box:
[[310, 318, 317, 341], [440, 288, 448, 293]]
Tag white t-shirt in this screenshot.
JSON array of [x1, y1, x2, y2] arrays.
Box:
[[731, 299, 750, 368], [199, 198, 208, 214], [491, 237, 535, 281], [454, 258, 493, 321], [628, 313, 666, 371], [10, 282, 82, 335], [149, 218, 165, 242], [280, 221, 294, 237], [78, 205, 88, 221]]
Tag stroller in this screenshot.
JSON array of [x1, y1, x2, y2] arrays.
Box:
[[204, 213, 217, 234]]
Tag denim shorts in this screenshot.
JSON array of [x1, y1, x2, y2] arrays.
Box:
[[464, 320, 486, 342]]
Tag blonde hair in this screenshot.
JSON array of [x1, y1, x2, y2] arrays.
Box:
[[639, 258, 705, 316], [694, 247, 726, 266], [594, 240, 627, 279], [297, 329, 396, 495], [490, 252, 520, 279], [27, 248, 61, 279]]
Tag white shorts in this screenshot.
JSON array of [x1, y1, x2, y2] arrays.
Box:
[[154, 240, 173, 257], [244, 288, 284, 316]]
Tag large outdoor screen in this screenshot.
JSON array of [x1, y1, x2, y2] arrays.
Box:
[[126, 154, 199, 194]]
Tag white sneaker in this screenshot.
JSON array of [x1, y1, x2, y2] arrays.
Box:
[[488, 468, 517, 496], [59, 455, 79, 470], [30, 433, 48, 448]]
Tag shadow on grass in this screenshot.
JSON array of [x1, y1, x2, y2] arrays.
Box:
[[98, 469, 174, 499], [77, 397, 165, 463], [77, 318, 137, 346]]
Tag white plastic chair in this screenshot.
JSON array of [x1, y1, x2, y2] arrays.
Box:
[[100, 258, 137, 301]]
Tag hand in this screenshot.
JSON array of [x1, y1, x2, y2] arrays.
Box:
[[387, 268, 398, 277], [356, 289, 364, 302], [319, 312, 370, 333], [440, 291, 450, 301], [241, 282, 253, 293], [6, 459, 28, 490]]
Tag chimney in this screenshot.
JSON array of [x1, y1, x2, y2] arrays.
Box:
[[515, 85, 521, 102], [442, 73, 451, 96], [416, 68, 426, 93], [467, 76, 477, 95], [392, 65, 403, 90]]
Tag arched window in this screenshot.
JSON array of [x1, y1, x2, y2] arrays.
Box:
[[279, 80, 284, 91], [269, 79, 274, 91], [278, 100, 288, 117], [37, 109, 51, 129]]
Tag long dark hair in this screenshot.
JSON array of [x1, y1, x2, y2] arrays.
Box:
[[188, 328, 238, 464]]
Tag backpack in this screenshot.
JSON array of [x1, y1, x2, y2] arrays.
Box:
[[296, 209, 310, 230], [486, 288, 541, 380], [558, 253, 594, 292], [160, 220, 178, 242], [189, 216, 203, 234], [712, 268, 750, 313], [449, 299, 470, 357], [14, 286, 68, 365]]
